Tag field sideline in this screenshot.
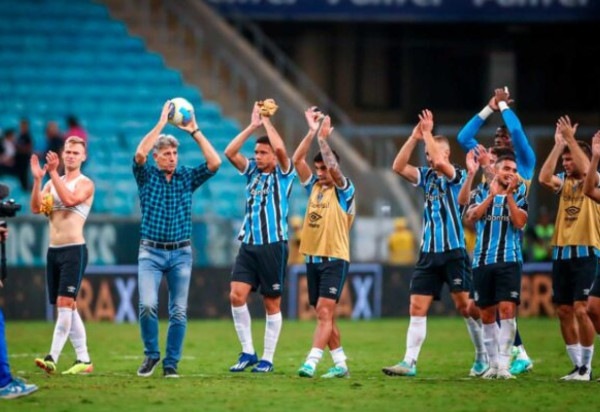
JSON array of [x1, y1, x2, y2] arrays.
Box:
[[4, 317, 597, 411]]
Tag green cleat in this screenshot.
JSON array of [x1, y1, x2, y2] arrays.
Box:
[[321, 366, 350, 378], [62, 360, 94, 375], [298, 363, 315, 378], [35, 355, 56, 374], [382, 361, 416, 377], [509, 358, 532, 375]]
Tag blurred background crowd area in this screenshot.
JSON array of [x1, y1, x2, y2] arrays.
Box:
[[1, 0, 598, 266]]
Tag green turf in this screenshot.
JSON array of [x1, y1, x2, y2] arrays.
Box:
[[4, 317, 597, 411]]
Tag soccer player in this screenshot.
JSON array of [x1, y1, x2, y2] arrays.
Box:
[[225, 102, 296, 373], [465, 154, 528, 379], [539, 116, 598, 381], [293, 109, 356, 379], [457, 87, 535, 375], [583, 131, 600, 361], [30, 136, 95, 375], [382, 109, 487, 377], [0, 225, 38, 399], [133, 101, 221, 378]]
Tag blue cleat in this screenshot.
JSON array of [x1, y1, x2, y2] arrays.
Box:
[[229, 352, 258, 372], [298, 363, 315, 378], [469, 361, 490, 377], [251, 360, 274, 373], [0, 378, 38, 400], [509, 358, 533, 375]]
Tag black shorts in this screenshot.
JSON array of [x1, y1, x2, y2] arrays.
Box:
[[552, 256, 598, 304], [306, 260, 349, 307], [46, 244, 88, 305], [410, 248, 472, 300], [231, 241, 288, 297], [472, 262, 522, 308]]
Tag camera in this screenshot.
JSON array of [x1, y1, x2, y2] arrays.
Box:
[[0, 184, 21, 218]]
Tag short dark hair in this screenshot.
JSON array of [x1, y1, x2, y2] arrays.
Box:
[[256, 135, 272, 147], [490, 146, 515, 160], [563, 140, 592, 159], [314, 150, 340, 164], [495, 154, 516, 166]]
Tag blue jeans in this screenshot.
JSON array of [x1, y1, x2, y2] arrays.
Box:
[[0, 309, 12, 387], [138, 245, 192, 370]]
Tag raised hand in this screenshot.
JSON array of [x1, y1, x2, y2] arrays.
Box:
[[592, 131, 600, 157], [489, 176, 501, 196], [251, 102, 263, 128], [554, 123, 566, 149], [410, 120, 423, 141], [30, 154, 47, 180], [45, 151, 60, 172], [505, 174, 519, 193], [557, 115, 578, 142], [159, 100, 171, 126], [494, 87, 515, 106], [305, 106, 322, 133], [466, 149, 480, 175], [177, 112, 199, 134], [418, 109, 434, 134]]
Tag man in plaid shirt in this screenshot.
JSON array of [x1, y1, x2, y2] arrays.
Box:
[[133, 101, 221, 378]]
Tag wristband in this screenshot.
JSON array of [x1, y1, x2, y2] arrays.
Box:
[[190, 129, 200, 137], [478, 105, 494, 120], [498, 101, 509, 111]]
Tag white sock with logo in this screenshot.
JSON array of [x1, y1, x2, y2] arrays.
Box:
[[50, 307, 73, 363], [69, 309, 90, 363], [231, 304, 255, 354], [262, 312, 282, 363]]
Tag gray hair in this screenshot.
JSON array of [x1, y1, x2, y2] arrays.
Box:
[[153, 134, 179, 152]]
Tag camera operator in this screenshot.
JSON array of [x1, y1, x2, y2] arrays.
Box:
[[0, 225, 38, 399]]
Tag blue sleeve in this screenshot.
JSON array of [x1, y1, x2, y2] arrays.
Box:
[[132, 158, 150, 187], [244, 159, 257, 178], [335, 178, 356, 215], [501, 108, 536, 180], [416, 167, 428, 189], [303, 175, 317, 195], [457, 114, 484, 152], [190, 163, 216, 191]]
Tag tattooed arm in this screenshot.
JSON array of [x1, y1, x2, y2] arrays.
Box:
[[317, 116, 346, 188]]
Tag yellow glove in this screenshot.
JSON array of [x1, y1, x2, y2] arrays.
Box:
[[258, 98, 278, 117], [40, 193, 53, 217]]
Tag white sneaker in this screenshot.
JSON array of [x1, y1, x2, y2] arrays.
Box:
[[495, 368, 516, 380], [481, 367, 497, 379], [571, 366, 592, 381], [560, 366, 580, 381]]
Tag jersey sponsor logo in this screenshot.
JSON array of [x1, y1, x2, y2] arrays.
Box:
[[565, 206, 580, 216]]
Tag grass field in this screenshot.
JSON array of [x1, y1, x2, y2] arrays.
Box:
[[4, 317, 598, 411]]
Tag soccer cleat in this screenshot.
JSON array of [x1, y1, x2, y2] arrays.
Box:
[[560, 366, 581, 381], [62, 360, 93, 375], [571, 366, 592, 381], [495, 368, 516, 380], [229, 352, 258, 372], [321, 366, 350, 378], [0, 378, 38, 400], [34, 355, 56, 374], [382, 361, 416, 377], [163, 366, 179, 378], [251, 360, 274, 373], [481, 367, 498, 379], [469, 361, 490, 377], [137, 356, 160, 377], [298, 363, 315, 378], [509, 358, 533, 375]]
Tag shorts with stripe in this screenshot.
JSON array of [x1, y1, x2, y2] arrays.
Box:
[[231, 241, 288, 297], [306, 259, 349, 307], [46, 244, 88, 304]]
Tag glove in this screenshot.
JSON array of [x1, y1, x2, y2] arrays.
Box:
[[258, 99, 278, 117], [40, 193, 53, 217]]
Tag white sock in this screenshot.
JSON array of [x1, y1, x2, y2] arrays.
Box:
[[581, 345, 594, 370], [330, 347, 348, 369], [69, 309, 90, 363], [483, 323, 499, 368], [498, 318, 516, 370], [515, 344, 530, 360], [231, 304, 254, 354], [50, 307, 73, 363], [403, 316, 426, 366], [305, 348, 323, 369], [262, 312, 282, 363], [566, 344, 581, 367], [465, 317, 487, 363]]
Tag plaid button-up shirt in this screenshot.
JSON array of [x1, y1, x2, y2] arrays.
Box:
[[133, 159, 215, 242]]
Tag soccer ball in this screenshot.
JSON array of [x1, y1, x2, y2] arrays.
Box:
[[168, 97, 194, 126]]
